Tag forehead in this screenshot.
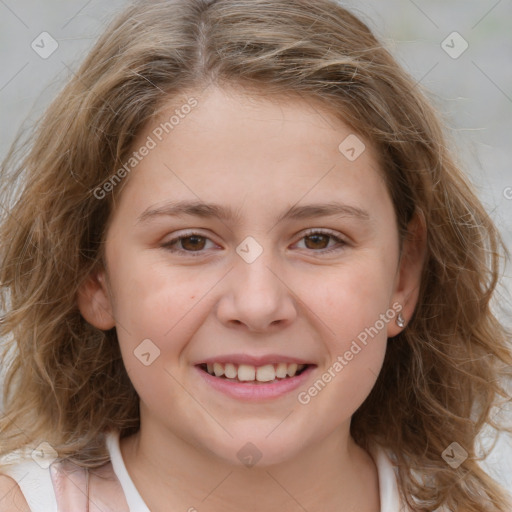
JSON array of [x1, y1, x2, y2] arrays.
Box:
[[111, 86, 390, 224]]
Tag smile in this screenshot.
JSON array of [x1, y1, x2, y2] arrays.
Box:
[[199, 362, 309, 383], [194, 358, 316, 401]]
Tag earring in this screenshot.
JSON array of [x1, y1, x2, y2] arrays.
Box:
[[396, 312, 406, 328]]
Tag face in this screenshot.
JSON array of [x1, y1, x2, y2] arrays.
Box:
[[79, 86, 423, 467]]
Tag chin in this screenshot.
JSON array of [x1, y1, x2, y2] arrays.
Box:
[[208, 431, 309, 469]]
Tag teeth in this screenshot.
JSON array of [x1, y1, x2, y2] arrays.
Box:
[[224, 363, 237, 379], [204, 362, 306, 382], [213, 362, 224, 377], [275, 363, 288, 378], [237, 364, 256, 381], [287, 363, 298, 377], [256, 364, 275, 382]]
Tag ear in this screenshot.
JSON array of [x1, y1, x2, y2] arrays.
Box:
[[387, 211, 427, 338], [77, 267, 116, 330]]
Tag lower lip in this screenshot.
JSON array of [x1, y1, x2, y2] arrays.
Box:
[[195, 365, 315, 401]]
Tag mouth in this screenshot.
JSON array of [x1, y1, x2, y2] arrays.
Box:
[[197, 362, 311, 384], [194, 354, 317, 400]]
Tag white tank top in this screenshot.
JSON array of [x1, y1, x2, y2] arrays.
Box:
[[1, 432, 406, 511]]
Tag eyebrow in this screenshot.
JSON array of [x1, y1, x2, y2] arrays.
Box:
[[136, 200, 370, 226]]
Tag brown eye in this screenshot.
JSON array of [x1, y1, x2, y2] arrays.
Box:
[[162, 230, 346, 257], [162, 233, 217, 256], [294, 230, 347, 254], [180, 235, 207, 251], [304, 233, 331, 250]]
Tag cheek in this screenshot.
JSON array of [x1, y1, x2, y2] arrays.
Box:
[[314, 255, 396, 343], [110, 265, 211, 408], [297, 288, 390, 425], [105, 246, 215, 379], [295, 255, 394, 407], [107, 241, 203, 331]]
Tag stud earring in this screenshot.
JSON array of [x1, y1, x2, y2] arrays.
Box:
[[396, 312, 406, 328]]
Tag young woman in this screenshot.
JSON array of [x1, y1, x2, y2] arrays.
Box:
[[1, 1, 511, 510]]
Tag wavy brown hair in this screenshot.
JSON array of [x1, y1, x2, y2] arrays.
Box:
[[1, 0, 511, 510]]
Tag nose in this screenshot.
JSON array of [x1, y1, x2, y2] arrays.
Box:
[[215, 248, 298, 333]]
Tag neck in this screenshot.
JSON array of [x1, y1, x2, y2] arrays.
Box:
[[120, 421, 380, 512]]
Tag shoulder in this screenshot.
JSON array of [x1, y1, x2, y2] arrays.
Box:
[[0, 453, 58, 512], [0, 473, 31, 511]]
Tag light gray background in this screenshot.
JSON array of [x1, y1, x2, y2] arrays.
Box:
[[1, 0, 511, 491]]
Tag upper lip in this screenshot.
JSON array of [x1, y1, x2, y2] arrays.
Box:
[[195, 354, 315, 366]]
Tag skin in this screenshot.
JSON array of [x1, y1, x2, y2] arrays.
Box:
[[78, 85, 425, 512]]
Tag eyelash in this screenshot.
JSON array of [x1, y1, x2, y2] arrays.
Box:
[[161, 229, 348, 257]]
